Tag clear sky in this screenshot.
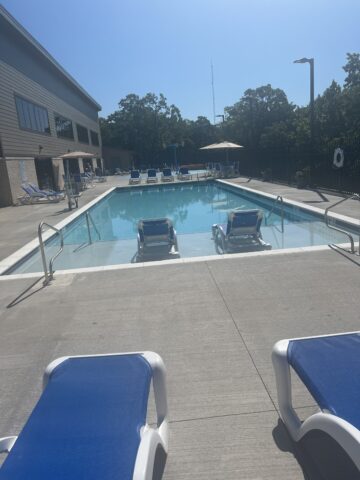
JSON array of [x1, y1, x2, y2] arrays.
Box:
[[2, 0, 359, 121]]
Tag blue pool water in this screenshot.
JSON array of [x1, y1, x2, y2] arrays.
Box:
[[6, 182, 357, 274]]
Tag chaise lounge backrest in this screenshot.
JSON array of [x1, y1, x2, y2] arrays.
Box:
[[227, 209, 263, 236], [0, 353, 168, 480]]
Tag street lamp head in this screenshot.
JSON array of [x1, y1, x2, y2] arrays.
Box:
[[294, 57, 313, 64]]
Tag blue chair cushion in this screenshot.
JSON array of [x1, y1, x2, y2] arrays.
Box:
[[142, 221, 169, 236], [227, 210, 261, 235], [147, 170, 156, 177], [131, 170, 140, 178], [163, 169, 172, 176], [288, 333, 360, 430], [0, 354, 152, 480]]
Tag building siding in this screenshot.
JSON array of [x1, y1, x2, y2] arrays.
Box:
[[0, 15, 99, 122], [0, 59, 102, 159]]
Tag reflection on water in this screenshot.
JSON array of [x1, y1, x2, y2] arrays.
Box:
[[55, 182, 351, 246]]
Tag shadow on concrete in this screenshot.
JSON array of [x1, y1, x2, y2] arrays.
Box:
[[299, 430, 360, 480], [273, 419, 360, 479], [329, 244, 360, 268], [50, 207, 73, 216], [303, 189, 329, 204], [234, 177, 252, 184], [272, 419, 320, 479], [152, 444, 167, 480], [6, 276, 46, 308]]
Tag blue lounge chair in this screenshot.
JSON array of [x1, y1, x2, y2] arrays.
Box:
[[177, 167, 191, 181], [129, 170, 141, 185], [161, 168, 174, 182], [211, 209, 271, 253], [272, 332, 360, 471], [20, 184, 60, 204], [0, 352, 168, 480], [137, 218, 179, 260], [146, 169, 158, 183], [28, 182, 65, 200]]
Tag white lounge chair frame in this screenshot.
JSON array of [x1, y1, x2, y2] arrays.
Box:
[[129, 171, 141, 185], [272, 331, 360, 471], [0, 351, 169, 480]]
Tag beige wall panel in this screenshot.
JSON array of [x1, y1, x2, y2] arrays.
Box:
[[0, 158, 12, 206], [52, 158, 65, 190], [0, 60, 102, 159], [6, 158, 37, 204]]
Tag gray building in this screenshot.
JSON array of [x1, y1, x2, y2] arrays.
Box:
[[0, 5, 102, 206]]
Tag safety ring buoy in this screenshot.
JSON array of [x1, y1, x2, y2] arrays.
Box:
[[333, 148, 344, 169]]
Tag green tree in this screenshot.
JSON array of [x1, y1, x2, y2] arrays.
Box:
[[343, 53, 360, 89], [225, 84, 295, 147], [100, 93, 185, 166]]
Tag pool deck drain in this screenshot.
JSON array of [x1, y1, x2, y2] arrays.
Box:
[[0, 176, 359, 479]]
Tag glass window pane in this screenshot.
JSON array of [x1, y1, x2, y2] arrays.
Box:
[[90, 130, 99, 146], [76, 124, 89, 143], [14, 96, 50, 134]]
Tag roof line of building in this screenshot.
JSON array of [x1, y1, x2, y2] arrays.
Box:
[[0, 4, 102, 111]]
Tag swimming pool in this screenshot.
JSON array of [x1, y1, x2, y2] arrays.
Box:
[[3, 181, 358, 274]]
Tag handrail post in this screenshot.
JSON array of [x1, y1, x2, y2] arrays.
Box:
[[85, 212, 93, 244], [38, 222, 49, 285], [37, 221, 64, 285], [324, 194, 359, 254]]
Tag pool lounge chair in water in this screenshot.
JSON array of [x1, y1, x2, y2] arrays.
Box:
[[0, 352, 169, 480], [146, 169, 158, 183], [137, 218, 179, 260], [161, 168, 174, 182], [177, 167, 191, 181], [212, 209, 271, 253], [272, 332, 360, 473], [129, 170, 141, 185]]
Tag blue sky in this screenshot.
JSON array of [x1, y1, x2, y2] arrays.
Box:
[[3, 0, 359, 121]]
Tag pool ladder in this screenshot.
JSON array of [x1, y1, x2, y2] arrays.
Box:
[[324, 194, 360, 255], [38, 221, 64, 285], [265, 195, 284, 233]]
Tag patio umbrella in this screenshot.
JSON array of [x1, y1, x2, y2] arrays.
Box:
[[199, 141, 243, 164], [59, 151, 97, 159], [59, 151, 97, 178]]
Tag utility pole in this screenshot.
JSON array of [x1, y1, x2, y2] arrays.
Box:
[[211, 61, 216, 125], [294, 57, 315, 184]]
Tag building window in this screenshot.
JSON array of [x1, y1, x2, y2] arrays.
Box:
[[76, 124, 89, 144], [55, 114, 74, 140], [90, 130, 99, 146], [15, 95, 51, 135]]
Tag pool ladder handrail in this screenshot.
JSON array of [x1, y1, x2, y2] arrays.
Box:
[[85, 211, 101, 244], [265, 195, 284, 233], [324, 194, 360, 255], [38, 221, 64, 285]]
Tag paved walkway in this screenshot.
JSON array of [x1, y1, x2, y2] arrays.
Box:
[[0, 176, 360, 478], [231, 176, 360, 219]]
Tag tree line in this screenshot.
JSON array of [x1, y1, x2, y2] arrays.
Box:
[[100, 53, 360, 191]]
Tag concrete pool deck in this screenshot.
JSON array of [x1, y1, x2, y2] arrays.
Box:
[[0, 176, 359, 478]]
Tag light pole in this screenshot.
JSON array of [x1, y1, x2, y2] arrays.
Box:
[[294, 57, 315, 184]]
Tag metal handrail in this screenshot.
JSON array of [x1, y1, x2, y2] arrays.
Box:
[[38, 221, 64, 285], [265, 195, 284, 233], [324, 194, 360, 254], [85, 211, 101, 244]]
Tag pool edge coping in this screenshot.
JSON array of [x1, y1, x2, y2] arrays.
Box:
[[0, 242, 354, 282], [0, 186, 116, 275]]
